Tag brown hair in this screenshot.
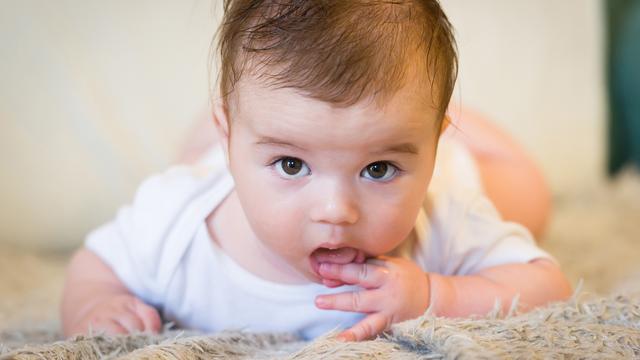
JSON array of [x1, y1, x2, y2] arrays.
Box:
[[215, 0, 457, 120]]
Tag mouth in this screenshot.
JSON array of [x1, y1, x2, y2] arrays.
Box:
[[309, 246, 367, 278]]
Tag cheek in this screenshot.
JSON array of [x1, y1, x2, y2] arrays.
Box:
[[360, 200, 422, 254], [359, 176, 430, 254], [232, 161, 308, 255]]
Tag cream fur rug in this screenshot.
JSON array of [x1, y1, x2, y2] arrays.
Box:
[[1, 170, 640, 358], [1, 292, 639, 359]]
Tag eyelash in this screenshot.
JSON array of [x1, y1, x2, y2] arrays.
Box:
[[267, 156, 403, 182]]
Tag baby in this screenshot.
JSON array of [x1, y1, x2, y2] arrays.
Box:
[[61, 0, 571, 342]]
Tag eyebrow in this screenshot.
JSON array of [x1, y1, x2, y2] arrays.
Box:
[[254, 136, 420, 155]]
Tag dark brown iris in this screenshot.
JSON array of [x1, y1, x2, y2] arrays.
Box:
[[366, 162, 387, 179], [281, 157, 303, 175]]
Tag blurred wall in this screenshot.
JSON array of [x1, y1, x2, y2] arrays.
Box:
[[0, 0, 605, 250], [0, 0, 221, 250], [442, 0, 606, 194]]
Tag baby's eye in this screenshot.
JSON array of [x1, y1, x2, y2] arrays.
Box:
[[274, 157, 311, 179], [361, 161, 398, 182]]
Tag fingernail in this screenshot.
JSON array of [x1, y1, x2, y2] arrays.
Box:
[[336, 332, 354, 342], [315, 297, 327, 307]]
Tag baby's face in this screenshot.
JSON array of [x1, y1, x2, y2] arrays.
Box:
[[220, 77, 441, 283]]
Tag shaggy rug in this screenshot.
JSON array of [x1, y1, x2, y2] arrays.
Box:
[[1, 170, 639, 358], [1, 291, 639, 359]]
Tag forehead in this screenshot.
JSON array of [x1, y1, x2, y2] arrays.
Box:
[[230, 76, 440, 146]]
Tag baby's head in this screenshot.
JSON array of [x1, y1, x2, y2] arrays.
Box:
[[212, 0, 457, 282]]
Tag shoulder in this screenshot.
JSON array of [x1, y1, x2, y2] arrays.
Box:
[[426, 137, 488, 233], [85, 147, 233, 299], [134, 163, 222, 214], [124, 152, 233, 264], [128, 164, 220, 237], [430, 137, 484, 197], [129, 145, 231, 239], [135, 144, 229, 208], [424, 188, 551, 275], [413, 140, 551, 275]]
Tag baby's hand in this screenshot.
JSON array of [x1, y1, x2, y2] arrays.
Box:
[[70, 294, 162, 336], [314, 256, 430, 342]]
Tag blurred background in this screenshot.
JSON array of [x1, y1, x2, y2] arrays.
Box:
[[0, 0, 639, 332], [0, 0, 609, 251]]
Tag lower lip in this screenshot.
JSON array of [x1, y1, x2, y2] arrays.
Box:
[[309, 255, 321, 278], [309, 247, 367, 278]]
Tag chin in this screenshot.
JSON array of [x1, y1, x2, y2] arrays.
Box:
[[304, 272, 324, 284]]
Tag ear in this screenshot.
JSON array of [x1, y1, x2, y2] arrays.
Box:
[[212, 100, 231, 166], [440, 114, 451, 135]]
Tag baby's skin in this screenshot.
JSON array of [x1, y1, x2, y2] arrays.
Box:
[[62, 249, 162, 335], [63, 247, 565, 341], [62, 72, 572, 341]]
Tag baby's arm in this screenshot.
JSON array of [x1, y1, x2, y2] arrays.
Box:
[[428, 258, 571, 317], [315, 257, 571, 341], [61, 248, 162, 337]]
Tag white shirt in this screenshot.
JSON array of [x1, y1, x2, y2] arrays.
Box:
[[85, 139, 551, 340]]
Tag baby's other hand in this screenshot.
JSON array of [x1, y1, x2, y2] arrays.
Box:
[[69, 294, 162, 337]]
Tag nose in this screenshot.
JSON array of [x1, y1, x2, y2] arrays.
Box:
[[309, 183, 359, 226]]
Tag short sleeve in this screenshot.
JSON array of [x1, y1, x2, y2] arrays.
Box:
[[432, 190, 554, 276], [413, 138, 554, 276], [85, 164, 225, 306]]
